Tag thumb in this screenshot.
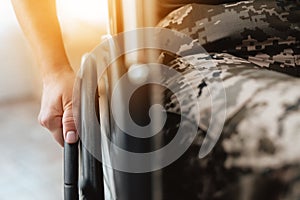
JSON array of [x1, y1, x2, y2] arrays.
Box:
[[62, 104, 78, 144]]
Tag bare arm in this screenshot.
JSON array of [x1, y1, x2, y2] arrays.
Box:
[[11, 0, 78, 146], [11, 0, 70, 74]]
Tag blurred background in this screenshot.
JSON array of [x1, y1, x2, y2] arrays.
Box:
[[0, 0, 107, 199]]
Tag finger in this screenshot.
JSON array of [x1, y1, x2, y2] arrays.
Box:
[[38, 113, 64, 146], [62, 104, 78, 144], [51, 128, 64, 147], [38, 112, 62, 129]]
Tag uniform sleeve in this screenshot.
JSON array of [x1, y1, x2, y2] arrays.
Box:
[[158, 0, 300, 77]]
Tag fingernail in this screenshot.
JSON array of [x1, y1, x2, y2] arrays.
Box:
[[66, 131, 77, 143]]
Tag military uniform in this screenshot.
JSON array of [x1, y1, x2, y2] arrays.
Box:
[[156, 1, 300, 199], [159, 0, 300, 76]]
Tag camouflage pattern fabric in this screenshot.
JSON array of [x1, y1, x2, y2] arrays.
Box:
[[158, 1, 300, 77], [156, 1, 300, 199], [160, 52, 300, 200]]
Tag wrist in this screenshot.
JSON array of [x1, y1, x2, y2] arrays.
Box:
[[41, 63, 74, 84], [37, 47, 72, 77]]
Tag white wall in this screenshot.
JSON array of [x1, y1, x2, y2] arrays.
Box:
[[0, 0, 40, 102]]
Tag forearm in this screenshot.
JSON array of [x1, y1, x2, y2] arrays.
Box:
[[11, 0, 71, 76]]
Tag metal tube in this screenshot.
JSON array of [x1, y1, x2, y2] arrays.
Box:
[[105, 1, 162, 200]]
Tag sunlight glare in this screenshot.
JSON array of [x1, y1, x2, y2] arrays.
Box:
[[57, 0, 108, 24]]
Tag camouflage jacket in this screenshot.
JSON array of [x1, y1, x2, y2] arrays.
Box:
[[159, 0, 300, 77], [157, 1, 300, 200]]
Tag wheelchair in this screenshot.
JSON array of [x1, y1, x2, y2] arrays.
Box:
[[64, 1, 300, 199]]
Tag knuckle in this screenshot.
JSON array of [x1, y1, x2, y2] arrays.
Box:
[[62, 112, 76, 132], [38, 113, 52, 128], [62, 116, 75, 126], [62, 110, 75, 127], [63, 109, 74, 122]]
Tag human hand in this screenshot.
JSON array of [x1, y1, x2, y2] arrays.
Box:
[[38, 67, 78, 146]]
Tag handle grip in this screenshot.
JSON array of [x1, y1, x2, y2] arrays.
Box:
[[64, 142, 79, 200]]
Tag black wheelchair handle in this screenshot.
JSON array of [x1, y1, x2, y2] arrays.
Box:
[[64, 141, 79, 200]]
